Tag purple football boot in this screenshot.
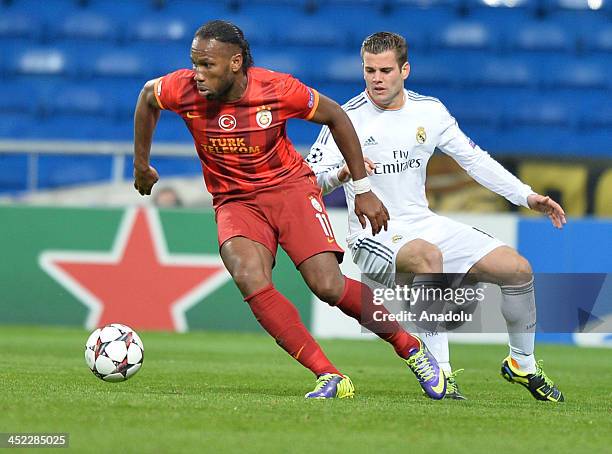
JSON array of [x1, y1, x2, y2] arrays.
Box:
[[304, 373, 355, 399], [405, 339, 447, 399]]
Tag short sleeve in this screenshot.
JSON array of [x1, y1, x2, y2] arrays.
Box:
[[153, 70, 185, 112], [277, 75, 319, 121]]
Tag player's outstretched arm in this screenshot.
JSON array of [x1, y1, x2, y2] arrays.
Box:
[[309, 94, 389, 234], [133, 78, 161, 196], [527, 194, 567, 229], [435, 103, 566, 227]]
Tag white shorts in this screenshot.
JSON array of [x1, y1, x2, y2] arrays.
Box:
[[350, 214, 505, 288]]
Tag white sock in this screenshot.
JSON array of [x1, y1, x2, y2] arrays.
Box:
[[410, 274, 452, 374], [419, 330, 451, 375], [501, 278, 537, 373]]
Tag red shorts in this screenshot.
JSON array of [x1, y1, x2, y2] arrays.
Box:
[[215, 174, 344, 267]]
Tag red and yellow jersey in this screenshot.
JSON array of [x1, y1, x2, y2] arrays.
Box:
[[154, 67, 320, 207]]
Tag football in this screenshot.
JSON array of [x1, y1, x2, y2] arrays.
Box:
[[84, 323, 144, 382]]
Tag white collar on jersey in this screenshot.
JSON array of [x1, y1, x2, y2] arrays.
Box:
[[365, 88, 406, 112]]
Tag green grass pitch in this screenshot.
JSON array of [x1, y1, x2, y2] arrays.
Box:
[[1, 326, 610, 453]]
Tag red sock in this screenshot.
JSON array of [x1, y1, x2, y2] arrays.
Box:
[[334, 277, 420, 359], [245, 284, 340, 376]]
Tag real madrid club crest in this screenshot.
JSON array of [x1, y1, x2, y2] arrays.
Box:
[[416, 126, 426, 144], [256, 105, 272, 129]]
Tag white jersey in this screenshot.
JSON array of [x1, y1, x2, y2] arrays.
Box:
[[307, 89, 534, 246]]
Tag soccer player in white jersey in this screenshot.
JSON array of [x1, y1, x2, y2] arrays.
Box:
[[307, 32, 566, 402]]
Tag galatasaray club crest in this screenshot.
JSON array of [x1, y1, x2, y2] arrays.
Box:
[[416, 126, 427, 144], [256, 106, 272, 129]]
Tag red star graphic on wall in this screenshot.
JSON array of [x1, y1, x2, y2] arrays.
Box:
[[39, 208, 231, 331]]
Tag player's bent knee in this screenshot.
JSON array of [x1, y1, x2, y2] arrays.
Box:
[[230, 263, 271, 296], [502, 254, 533, 285], [309, 275, 345, 304], [421, 244, 443, 270], [397, 239, 442, 273], [514, 254, 533, 276]]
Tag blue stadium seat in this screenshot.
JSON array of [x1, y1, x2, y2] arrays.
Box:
[[216, 13, 275, 45], [467, 5, 538, 52], [545, 59, 608, 89], [448, 97, 502, 128], [250, 48, 309, 80], [121, 42, 189, 77], [508, 21, 575, 52], [154, 111, 193, 142], [92, 49, 148, 78], [386, 4, 456, 29], [45, 84, 112, 117], [321, 53, 363, 83], [575, 108, 611, 152], [508, 98, 572, 127], [53, 11, 119, 42], [127, 156, 201, 180], [276, 48, 334, 84], [409, 50, 482, 87], [162, 0, 233, 19], [584, 26, 612, 53], [454, 124, 500, 154], [0, 153, 28, 192], [541, 0, 608, 13], [10, 46, 75, 76], [0, 11, 41, 40], [3, 0, 79, 22], [25, 114, 131, 141], [466, 0, 538, 11], [315, 81, 365, 105], [358, 7, 455, 52], [546, 9, 609, 34], [276, 3, 431, 49], [128, 15, 191, 42], [499, 95, 573, 153], [87, 0, 155, 18], [286, 118, 323, 147], [499, 96, 579, 155], [242, 4, 312, 32], [310, 0, 386, 13], [580, 102, 612, 129], [469, 57, 537, 87], [392, 0, 459, 6], [275, 14, 347, 48], [0, 113, 34, 138], [342, 12, 429, 51], [439, 88, 499, 114], [433, 20, 498, 51], [92, 78, 146, 119], [0, 81, 41, 114], [37, 154, 113, 189], [406, 55, 455, 87]]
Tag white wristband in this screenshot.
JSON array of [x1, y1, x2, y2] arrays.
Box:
[[353, 177, 371, 195]]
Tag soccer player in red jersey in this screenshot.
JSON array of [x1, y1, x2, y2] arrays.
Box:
[[133, 20, 446, 399]]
